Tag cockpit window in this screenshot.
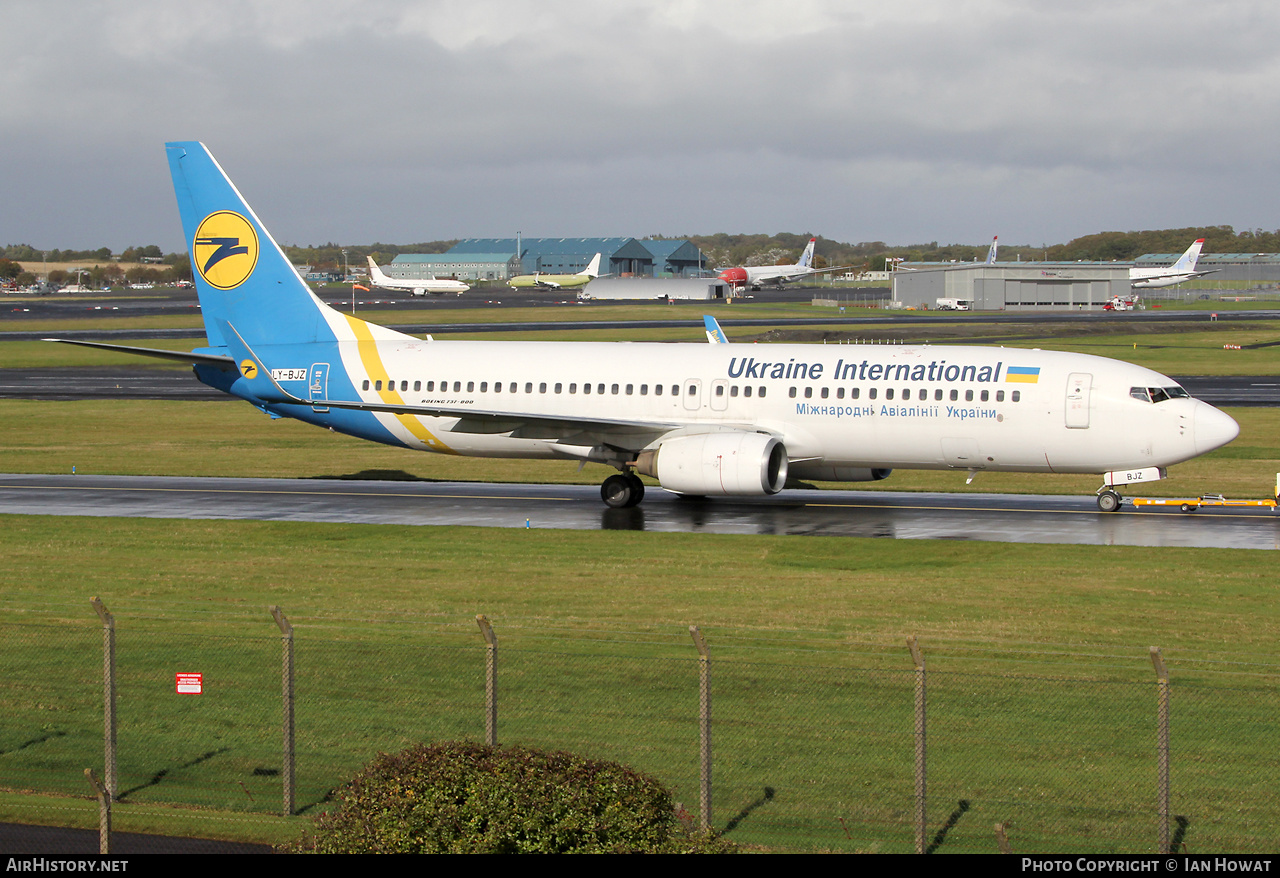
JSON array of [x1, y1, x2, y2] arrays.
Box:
[[1131, 385, 1190, 403]]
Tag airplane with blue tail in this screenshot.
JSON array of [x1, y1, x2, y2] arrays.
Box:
[[46, 143, 1240, 512]]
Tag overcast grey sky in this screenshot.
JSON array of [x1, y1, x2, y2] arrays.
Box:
[[3, 0, 1278, 253]]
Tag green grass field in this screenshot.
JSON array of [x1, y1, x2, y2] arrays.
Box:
[[2, 304, 1279, 853], [1, 518, 1277, 853]]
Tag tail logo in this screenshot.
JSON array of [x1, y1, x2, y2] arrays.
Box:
[[193, 211, 259, 290], [239, 359, 259, 379]]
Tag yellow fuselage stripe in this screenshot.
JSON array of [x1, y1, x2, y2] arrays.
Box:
[[342, 314, 455, 454]]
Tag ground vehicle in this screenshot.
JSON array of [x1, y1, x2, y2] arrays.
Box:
[[935, 298, 970, 311]]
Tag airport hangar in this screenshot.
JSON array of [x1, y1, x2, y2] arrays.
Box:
[[894, 252, 1280, 311], [384, 237, 708, 282], [892, 261, 1132, 311]]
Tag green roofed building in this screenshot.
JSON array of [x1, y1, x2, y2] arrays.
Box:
[[387, 253, 520, 282], [448, 237, 707, 278], [641, 239, 710, 277]]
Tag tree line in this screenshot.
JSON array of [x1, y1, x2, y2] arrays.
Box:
[[0, 253, 191, 288]]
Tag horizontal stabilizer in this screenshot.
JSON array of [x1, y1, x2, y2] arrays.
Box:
[[43, 338, 236, 368]]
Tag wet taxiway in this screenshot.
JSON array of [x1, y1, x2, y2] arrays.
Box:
[[1, 473, 1275, 549]]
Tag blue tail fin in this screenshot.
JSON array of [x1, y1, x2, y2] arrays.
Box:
[[166, 142, 325, 349]]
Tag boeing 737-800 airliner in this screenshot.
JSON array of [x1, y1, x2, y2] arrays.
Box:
[[366, 256, 469, 296], [49, 143, 1240, 512]]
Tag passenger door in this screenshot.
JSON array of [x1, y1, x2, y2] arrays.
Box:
[[1065, 372, 1091, 429]]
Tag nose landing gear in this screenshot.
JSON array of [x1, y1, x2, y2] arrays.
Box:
[[1096, 488, 1122, 513]]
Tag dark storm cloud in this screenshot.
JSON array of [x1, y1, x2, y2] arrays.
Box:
[[2, 0, 1278, 252]]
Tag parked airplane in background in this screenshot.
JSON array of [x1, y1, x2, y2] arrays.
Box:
[[46, 143, 1240, 513], [507, 253, 601, 290], [718, 238, 853, 291], [1130, 239, 1220, 289], [367, 256, 469, 296]]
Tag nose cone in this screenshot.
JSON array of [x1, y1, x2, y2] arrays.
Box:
[[1194, 402, 1240, 455]]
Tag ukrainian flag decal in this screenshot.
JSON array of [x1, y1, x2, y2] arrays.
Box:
[[193, 211, 259, 290], [1006, 366, 1040, 384]]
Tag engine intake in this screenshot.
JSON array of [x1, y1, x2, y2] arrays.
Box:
[[635, 432, 788, 496]]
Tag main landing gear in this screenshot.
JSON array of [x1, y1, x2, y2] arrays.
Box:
[[601, 472, 645, 508], [1096, 488, 1122, 513]]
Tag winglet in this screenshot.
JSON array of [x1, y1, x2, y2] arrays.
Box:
[[703, 315, 729, 344]]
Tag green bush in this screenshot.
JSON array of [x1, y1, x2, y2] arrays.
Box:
[[285, 742, 735, 853]]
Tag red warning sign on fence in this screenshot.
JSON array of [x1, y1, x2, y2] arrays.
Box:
[[175, 673, 203, 694]]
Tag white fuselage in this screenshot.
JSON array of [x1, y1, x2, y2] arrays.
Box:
[[1130, 272, 1205, 290], [372, 276, 469, 296], [285, 336, 1236, 477]]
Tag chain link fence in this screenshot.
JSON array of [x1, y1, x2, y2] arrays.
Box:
[[1, 607, 1276, 854]]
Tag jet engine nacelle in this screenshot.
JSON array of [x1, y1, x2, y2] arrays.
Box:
[[635, 432, 788, 496]]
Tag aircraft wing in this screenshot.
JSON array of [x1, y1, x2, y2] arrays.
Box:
[[760, 264, 857, 285], [534, 278, 562, 289], [284, 393, 684, 436], [799, 264, 857, 278]]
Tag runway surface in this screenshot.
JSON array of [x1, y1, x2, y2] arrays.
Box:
[[2, 473, 1276, 549]]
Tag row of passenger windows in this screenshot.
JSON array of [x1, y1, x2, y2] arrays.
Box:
[[788, 386, 1020, 403], [361, 378, 745, 398], [359, 377, 1022, 404]]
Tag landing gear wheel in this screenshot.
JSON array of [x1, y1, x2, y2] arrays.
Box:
[[1097, 491, 1121, 513], [601, 473, 644, 509], [624, 473, 645, 506]]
